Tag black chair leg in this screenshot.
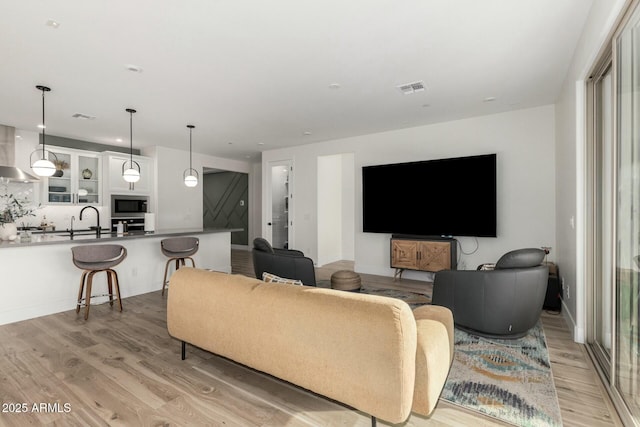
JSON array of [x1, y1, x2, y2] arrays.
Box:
[[181, 341, 186, 360], [371, 416, 377, 426]]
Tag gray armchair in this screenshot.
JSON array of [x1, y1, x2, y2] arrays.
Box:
[[252, 238, 317, 286], [431, 248, 548, 339]]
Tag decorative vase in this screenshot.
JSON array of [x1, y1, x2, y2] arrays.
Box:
[[53, 169, 63, 177], [82, 168, 93, 179], [0, 222, 18, 241]]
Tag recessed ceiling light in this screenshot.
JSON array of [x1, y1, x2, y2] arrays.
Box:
[[258, 142, 265, 146], [303, 131, 312, 136], [37, 124, 45, 129], [46, 19, 60, 28], [125, 64, 143, 73], [483, 97, 496, 102], [16, 135, 22, 139], [116, 138, 123, 143], [328, 83, 341, 89]]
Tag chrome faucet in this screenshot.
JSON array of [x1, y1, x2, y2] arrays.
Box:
[[79, 206, 101, 238], [67, 215, 75, 238]]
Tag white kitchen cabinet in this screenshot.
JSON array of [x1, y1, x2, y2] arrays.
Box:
[[43, 146, 102, 205], [104, 152, 153, 195]]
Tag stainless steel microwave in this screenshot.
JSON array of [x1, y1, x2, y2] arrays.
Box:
[[111, 194, 149, 217]]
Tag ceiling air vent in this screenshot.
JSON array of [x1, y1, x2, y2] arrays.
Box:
[[72, 113, 96, 120], [397, 80, 426, 95]]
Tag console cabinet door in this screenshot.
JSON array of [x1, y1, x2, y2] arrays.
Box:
[[391, 239, 419, 269], [417, 241, 452, 272]]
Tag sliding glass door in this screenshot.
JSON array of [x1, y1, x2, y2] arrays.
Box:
[[590, 60, 614, 373], [587, 3, 640, 425], [615, 8, 640, 418]]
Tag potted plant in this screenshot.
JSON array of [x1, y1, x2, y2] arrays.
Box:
[[0, 193, 38, 241], [52, 159, 69, 177]]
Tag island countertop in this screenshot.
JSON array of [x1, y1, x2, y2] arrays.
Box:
[[0, 227, 242, 249], [1, 228, 238, 325]]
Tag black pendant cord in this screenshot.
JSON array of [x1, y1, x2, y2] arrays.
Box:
[[125, 108, 137, 167], [187, 124, 195, 172], [36, 86, 51, 157], [41, 89, 46, 157], [129, 111, 133, 165]]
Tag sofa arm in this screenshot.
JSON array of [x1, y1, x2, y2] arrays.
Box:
[[411, 305, 454, 417]]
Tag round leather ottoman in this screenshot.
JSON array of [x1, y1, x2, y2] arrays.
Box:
[[331, 270, 361, 292]]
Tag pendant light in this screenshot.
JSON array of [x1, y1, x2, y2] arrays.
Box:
[[183, 124, 198, 187], [122, 108, 141, 183], [30, 85, 58, 177]]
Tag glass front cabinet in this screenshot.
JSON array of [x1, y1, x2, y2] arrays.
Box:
[[44, 146, 101, 205]]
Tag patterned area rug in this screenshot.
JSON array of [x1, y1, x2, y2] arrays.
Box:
[[317, 278, 561, 425], [442, 322, 562, 426]]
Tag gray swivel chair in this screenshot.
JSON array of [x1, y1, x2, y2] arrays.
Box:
[[252, 238, 317, 286], [431, 248, 548, 339]]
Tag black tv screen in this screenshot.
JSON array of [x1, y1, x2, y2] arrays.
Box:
[[362, 154, 497, 237]]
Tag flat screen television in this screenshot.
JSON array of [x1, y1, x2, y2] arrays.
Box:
[[362, 154, 497, 237]]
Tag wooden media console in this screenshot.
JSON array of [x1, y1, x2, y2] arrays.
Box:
[[390, 236, 457, 280]]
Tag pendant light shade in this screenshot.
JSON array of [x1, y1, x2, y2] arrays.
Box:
[[183, 124, 199, 187], [30, 85, 58, 177], [122, 108, 141, 183]]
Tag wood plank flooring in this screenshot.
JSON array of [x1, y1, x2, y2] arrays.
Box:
[[0, 249, 623, 426]]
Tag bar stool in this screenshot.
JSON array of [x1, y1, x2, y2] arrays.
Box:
[[161, 237, 199, 296], [71, 244, 127, 320]]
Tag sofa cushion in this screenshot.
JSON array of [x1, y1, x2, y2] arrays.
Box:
[[262, 271, 303, 285], [495, 248, 545, 269], [253, 237, 274, 253]]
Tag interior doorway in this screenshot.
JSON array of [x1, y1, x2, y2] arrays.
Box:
[[202, 168, 248, 245], [267, 160, 292, 249], [317, 153, 355, 266]]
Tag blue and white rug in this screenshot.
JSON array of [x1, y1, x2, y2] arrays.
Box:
[[441, 322, 562, 426]]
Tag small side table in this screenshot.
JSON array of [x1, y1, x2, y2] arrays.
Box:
[[543, 262, 561, 311]]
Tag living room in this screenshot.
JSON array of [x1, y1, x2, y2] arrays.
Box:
[[0, 0, 637, 425]]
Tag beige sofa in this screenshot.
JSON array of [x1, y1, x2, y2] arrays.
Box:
[[167, 268, 454, 425]]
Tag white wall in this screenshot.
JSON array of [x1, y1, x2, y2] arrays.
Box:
[[554, 0, 626, 342], [249, 159, 262, 247], [318, 154, 343, 265], [263, 105, 556, 281], [316, 152, 355, 266], [341, 153, 355, 260], [143, 146, 254, 232]]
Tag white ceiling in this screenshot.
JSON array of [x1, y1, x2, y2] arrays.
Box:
[[0, 0, 593, 160]]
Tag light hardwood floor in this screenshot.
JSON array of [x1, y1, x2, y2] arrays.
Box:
[[0, 250, 623, 426]]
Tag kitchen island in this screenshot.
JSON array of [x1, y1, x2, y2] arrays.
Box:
[[0, 228, 241, 325]]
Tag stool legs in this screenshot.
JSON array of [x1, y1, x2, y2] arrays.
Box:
[[76, 269, 123, 320], [76, 271, 88, 314], [162, 257, 196, 296]]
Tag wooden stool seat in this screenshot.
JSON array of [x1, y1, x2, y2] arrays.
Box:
[[331, 270, 362, 292], [161, 237, 199, 295], [71, 244, 127, 320]]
